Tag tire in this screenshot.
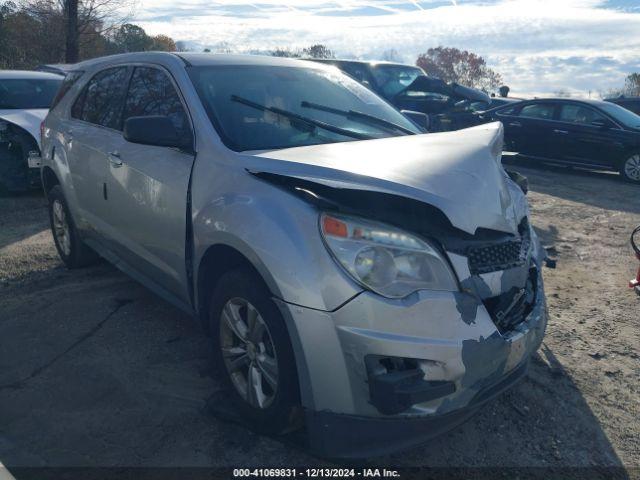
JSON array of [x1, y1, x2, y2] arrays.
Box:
[[209, 267, 301, 434], [48, 185, 99, 268], [620, 153, 640, 184]]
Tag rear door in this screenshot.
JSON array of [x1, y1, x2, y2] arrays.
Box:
[[508, 102, 560, 158], [555, 103, 623, 167], [65, 66, 129, 234], [103, 65, 195, 303]]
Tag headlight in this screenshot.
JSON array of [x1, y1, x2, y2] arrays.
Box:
[[320, 213, 458, 298]]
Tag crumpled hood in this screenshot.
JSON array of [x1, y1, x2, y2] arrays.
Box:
[[242, 122, 527, 235], [0, 109, 47, 149]]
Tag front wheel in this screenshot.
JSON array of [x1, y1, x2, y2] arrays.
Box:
[[209, 268, 301, 434], [620, 153, 640, 183]]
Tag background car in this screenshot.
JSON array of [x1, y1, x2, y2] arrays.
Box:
[[0, 70, 63, 193], [478, 98, 640, 183], [605, 96, 640, 115], [35, 64, 75, 76], [309, 59, 490, 131]]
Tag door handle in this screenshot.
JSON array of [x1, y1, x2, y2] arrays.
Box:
[[508, 122, 522, 127], [108, 151, 123, 167], [553, 129, 569, 134]]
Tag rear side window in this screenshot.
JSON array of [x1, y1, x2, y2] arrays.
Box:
[[122, 67, 191, 139], [519, 103, 556, 120], [559, 104, 606, 125], [71, 66, 129, 130], [50, 71, 84, 109]]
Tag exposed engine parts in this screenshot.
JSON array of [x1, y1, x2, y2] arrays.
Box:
[[0, 120, 40, 193]]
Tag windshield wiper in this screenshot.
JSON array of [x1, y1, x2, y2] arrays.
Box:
[[300, 101, 416, 135], [230, 95, 374, 141]]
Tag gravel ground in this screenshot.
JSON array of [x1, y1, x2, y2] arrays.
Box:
[[0, 162, 638, 478]]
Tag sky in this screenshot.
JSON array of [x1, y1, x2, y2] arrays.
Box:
[[130, 0, 640, 97]]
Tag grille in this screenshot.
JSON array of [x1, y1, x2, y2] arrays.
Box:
[[467, 219, 531, 275]]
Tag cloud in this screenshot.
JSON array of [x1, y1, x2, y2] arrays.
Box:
[[131, 0, 640, 96]]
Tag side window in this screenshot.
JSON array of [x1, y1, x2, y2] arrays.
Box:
[[519, 103, 556, 120], [559, 104, 606, 125], [122, 67, 191, 140], [70, 87, 86, 119], [72, 67, 129, 130], [496, 105, 517, 116], [51, 70, 84, 109]]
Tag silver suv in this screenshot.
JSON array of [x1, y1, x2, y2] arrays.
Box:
[[41, 52, 548, 458]]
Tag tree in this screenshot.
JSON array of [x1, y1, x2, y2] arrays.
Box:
[[270, 47, 299, 58], [624, 73, 640, 97], [65, 0, 78, 62], [301, 44, 334, 59], [112, 23, 152, 52], [600, 73, 640, 99], [0, 0, 66, 68], [21, 0, 134, 63], [0, 1, 178, 67], [416, 46, 503, 91], [151, 34, 176, 52]]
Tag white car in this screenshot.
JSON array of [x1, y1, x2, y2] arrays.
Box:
[[0, 70, 63, 193]]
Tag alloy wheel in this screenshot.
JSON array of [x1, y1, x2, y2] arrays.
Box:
[[52, 199, 71, 256], [624, 154, 640, 181], [219, 297, 279, 409]]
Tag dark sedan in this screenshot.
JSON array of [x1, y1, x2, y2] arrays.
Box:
[[605, 96, 640, 115], [479, 98, 640, 183]]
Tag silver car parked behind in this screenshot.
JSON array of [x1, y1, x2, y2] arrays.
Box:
[[41, 52, 548, 458]]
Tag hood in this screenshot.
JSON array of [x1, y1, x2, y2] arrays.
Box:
[[242, 122, 525, 236], [0, 109, 47, 149], [397, 75, 490, 104]]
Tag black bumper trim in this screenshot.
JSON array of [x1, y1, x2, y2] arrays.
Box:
[[306, 360, 529, 459]]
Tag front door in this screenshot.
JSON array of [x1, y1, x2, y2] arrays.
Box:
[[103, 65, 195, 304], [555, 103, 623, 167]]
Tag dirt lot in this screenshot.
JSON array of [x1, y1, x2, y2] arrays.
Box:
[[0, 162, 639, 477]]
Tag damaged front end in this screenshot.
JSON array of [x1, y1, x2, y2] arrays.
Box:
[[243, 123, 548, 457], [0, 119, 41, 193]]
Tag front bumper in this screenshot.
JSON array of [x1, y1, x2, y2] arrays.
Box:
[[306, 360, 529, 458], [278, 256, 547, 457]]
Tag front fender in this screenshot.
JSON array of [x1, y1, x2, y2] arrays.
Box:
[[191, 168, 362, 312]]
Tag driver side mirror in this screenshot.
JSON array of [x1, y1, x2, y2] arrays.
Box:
[[123, 116, 192, 151], [401, 110, 430, 132]]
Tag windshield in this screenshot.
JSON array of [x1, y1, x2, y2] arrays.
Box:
[[188, 65, 420, 152], [370, 64, 424, 98], [0, 78, 63, 109], [598, 102, 640, 129]]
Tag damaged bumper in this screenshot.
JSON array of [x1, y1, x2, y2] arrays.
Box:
[[0, 121, 41, 192], [280, 232, 547, 458]]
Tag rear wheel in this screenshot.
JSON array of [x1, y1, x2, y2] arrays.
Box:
[[620, 153, 640, 183], [48, 185, 99, 268], [209, 268, 301, 434]]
